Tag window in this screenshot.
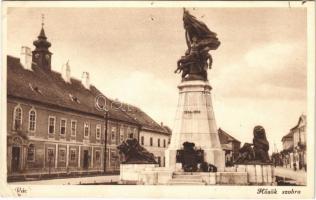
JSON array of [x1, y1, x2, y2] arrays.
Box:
[[119, 126, 124, 143], [96, 124, 101, 140], [59, 148, 66, 162], [95, 150, 101, 162], [158, 139, 160, 147], [27, 144, 35, 162], [127, 127, 133, 138], [70, 149, 76, 161], [84, 122, 89, 138], [141, 136, 144, 145], [48, 116, 56, 134], [60, 119, 66, 135], [13, 105, 22, 130], [110, 150, 117, 167], [111, 127, 116, 141], [71, 120, 77, 136], [163, 139, 166, 148], [47, 148, 55, 162], [28, 109, 36, 132], [150, 137, 153, 146], [157, 156, 161, 167]]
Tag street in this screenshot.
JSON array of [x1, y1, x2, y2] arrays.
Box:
[[10, 175, 119, 185], [274, 166, 306, 185]]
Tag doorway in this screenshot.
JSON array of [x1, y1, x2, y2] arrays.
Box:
[[83, 150, 89, 169], [12, 146, 20, 172]]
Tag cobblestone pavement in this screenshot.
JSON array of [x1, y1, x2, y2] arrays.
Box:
[[10, 175, 119, 185], [274, 166, 306, 185]]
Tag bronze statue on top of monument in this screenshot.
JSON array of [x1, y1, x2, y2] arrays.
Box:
[[174, 8, 220, 81]]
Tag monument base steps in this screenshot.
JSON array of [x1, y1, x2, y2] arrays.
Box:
[[168, 173, 206, 185]]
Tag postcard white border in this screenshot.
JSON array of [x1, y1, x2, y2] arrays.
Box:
[[1, 1, 315, 198]]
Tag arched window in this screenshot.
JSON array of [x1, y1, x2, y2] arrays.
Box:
[[27, 144, 35, 162], [13, 105, 22, 130], [28, 109, 36, 132]]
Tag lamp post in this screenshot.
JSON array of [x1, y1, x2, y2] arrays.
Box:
[[103, 111, 108, 174]]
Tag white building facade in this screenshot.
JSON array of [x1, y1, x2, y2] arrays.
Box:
[[139, 129, 171, 167]]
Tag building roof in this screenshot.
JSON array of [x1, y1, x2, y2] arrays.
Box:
[[8, 25, 172, 135], [290, 114, 307, 131], [7, 55, 138, 125], [281, 114, 306, 142], [117, 103, 171, 135], [218, 128, 240, 144]]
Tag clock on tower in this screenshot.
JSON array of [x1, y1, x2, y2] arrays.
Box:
[[32, 18, 52, 71]]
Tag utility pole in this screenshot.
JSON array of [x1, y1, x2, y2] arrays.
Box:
[[103, 111, 108, 174]]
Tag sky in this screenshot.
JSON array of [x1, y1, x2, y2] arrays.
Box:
[[6, 7, 307, 152]]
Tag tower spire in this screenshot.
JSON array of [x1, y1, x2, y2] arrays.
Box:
[[32, 14, 52, 71]]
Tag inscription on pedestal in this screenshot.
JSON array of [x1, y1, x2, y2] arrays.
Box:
[[183, 110, 201, 114]]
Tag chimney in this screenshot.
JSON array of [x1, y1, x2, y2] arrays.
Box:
[[61, 60, 71, 83], [20, 46, 32, 70], [161, 122, 164, 127], [81, 72, 90, 89]]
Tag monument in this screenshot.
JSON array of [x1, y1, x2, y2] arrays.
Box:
[[166, 9, 225, 171], [118, 9, 273, 185]]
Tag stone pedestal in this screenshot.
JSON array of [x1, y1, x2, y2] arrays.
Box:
[[236, 164, 274, 185], [166, 80, 225, 170], [119, 164, 156, 183]]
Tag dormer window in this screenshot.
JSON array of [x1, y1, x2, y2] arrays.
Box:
[[29, 83, 43, 95], [69, 94, 80, 103]]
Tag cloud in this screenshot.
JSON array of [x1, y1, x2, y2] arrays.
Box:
[[214, 41, 306, 100]]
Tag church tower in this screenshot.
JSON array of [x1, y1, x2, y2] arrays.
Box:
[[32, 15, 52, 71]]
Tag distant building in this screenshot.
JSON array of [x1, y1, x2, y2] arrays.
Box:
[[121, 104, 172, 167], [218, 128, 241, 166], [281, 132, 294, 151], [281, 114, 306, 170]]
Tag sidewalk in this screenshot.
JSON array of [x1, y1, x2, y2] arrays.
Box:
[[274, 166, 306, 185], [9, 175, 119, 185]]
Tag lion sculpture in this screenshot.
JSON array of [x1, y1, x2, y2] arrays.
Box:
[[235, 125, 271, 164], [117, 138, 157, 164]]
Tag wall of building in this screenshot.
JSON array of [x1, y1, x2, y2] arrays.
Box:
[[7, 98, 139, 175], [139, 129, 170, 167], [282, 138, 293, 150]]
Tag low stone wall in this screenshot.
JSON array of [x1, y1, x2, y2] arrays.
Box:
[[138, 168, 173, 185], [236, 164, 274, 185], [216, 172, 248, 185], [119, 164, 156, 183], [120, 164, 172, 185]]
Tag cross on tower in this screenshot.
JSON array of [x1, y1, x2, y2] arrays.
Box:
[[41, 14, 45, 27]]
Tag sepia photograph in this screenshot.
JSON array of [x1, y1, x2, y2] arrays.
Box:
[[1, 1, 315, 198]]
